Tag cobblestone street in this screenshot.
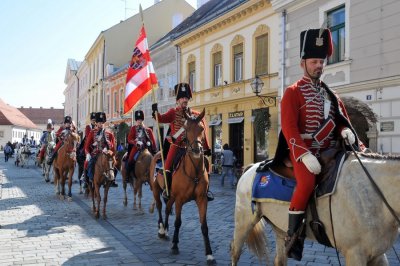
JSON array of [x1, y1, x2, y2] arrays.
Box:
[[0, 153, 399, 265]]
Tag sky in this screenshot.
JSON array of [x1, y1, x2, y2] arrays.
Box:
[[0, 0, 196, 109]]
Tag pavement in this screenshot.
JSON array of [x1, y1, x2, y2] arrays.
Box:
[[0, 152, 399, 266]]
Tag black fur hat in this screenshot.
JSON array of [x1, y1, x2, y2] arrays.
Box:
[[95, 112, 106, 123], [90, 112, 96, 120], [135, 110, 144, 121], [300, 28, 333, 59], [64, 116, 72, 124], [175, 83, 192, 101]]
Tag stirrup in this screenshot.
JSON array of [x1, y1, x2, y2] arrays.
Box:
[[285, 234, 304, 261], [162, 189, 169, 200]]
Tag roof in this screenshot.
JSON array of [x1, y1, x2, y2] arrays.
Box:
[[18, 106, 65, 125], [0, 98, 38, 129], [151, 0, 248, 49]]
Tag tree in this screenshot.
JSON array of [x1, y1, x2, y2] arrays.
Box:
[[341, 96, 377, 146], [117, 122, 130, 145]]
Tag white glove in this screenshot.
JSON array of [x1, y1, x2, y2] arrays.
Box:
[[137, 141, 143, 148], [85, 154, 91, 162], [146, 141, 151, 147], [341, 127, 355, 145], [102, 147, 108, 153], [301, 153, 321, 174]]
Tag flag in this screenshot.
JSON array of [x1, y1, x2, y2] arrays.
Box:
[[124, 25, 158, 114]]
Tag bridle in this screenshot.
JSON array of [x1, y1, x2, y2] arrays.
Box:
[[99, 151, 115, 181]]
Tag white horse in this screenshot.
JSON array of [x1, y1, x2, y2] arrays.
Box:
[[17, 144, 31, 168], [231, 152, 400, 266], [42, 141, 55, 182]]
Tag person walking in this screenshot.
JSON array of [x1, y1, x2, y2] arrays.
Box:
[[220, 143, 236, 188], [4, 142, 12, 162]]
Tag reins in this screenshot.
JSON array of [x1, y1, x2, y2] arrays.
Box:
[[349, 144, 400, 225]]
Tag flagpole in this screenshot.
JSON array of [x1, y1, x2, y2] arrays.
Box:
[[139, 4, 169, 197]]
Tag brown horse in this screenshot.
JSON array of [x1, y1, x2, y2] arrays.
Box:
[[121, 148, 153, 213], [53, 131, 80, 201], [162, 109, 216, 265], [90, 150, 116, 219]]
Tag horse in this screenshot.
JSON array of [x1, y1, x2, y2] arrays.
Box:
[[42, 141, 55, 182], [53, 131, 80, 201], [90, 150, 116, 219], [121, 148, 153, 213], [17, 144, 31, 168], [161, 108, 216, 265], [230, 152, 400, 266]]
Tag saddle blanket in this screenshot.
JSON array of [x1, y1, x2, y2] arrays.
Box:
[[252, 170, 296, 204]]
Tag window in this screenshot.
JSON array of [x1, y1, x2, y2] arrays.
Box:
[[120, 89, 124, 113], [233, 44, 243, 82], [188, 61, 196, 91], [114, 91, 117, 113], [213, 52, 222, 87], [327, 6, 345, 64], [255, 34, 268, 76]]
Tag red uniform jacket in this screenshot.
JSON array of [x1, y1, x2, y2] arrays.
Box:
[[127, 125, 156, 153], [156, 106, 210, 150], [84, 127, 116, 156]]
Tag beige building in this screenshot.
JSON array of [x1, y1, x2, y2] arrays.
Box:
[[64, 0, 195, 133], [172, 0, 280, 166], [273, 0, 400, 154]]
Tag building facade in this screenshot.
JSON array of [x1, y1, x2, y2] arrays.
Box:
[[272, 0, 400, 154]]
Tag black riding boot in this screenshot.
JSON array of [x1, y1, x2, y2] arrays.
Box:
[[285, 211, 306, 261], [47, 151, 57, 165], [162, 171, 172, 200], [206, 188, 214, 201]]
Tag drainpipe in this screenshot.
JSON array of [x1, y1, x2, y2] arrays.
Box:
[[176, 45, 181, 83], [74, 72, 80, 131], [278, 10, 287, 132]]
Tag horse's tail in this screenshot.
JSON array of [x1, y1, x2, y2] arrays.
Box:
[[246, 219, 268, 261]]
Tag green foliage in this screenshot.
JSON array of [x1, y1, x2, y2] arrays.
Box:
[[253, 108, 271, 147], [117, 122, 130, 145]]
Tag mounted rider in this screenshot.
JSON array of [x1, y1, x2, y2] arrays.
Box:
[[38, 121, 56, 164], [47, 116, 76, 165], [151, 82, 213, 201], [274, 28, 364, 261], [21, 134, 29, 146], [126, 110, 157, 175], [84, 112, 116, 181]]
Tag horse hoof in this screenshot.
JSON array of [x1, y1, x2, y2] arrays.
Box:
[[123, 200, 127, 207], [170, 248, 179, 255], [45, 179, 49, 183], [79, 190, 83, 194], [95, 213, 99, 219], [206, 256, 216, 266], [103, 215, 107, 220], [68, 197, 72, 202], [158, 233, 166, 239]]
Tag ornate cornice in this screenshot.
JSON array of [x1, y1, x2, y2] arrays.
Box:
[[175, 0, 267, 46]]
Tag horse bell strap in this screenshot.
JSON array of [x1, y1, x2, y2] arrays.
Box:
[[308, 196, 333, 247], [349, 144, 400, 225]]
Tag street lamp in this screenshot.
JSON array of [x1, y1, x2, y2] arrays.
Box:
[[251, 76, 276, 106]]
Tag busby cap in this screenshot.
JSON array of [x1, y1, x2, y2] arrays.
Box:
[[300, 28, 333, 59], [135, 110, 144, 121], [46, 123, 53, 129], [90, 112, 96, 120], [175, 83, 192, 101], [95, 112, 106, 123], [64, 116, 72, 124]]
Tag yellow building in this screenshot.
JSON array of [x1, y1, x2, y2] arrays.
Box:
[[173, 0, 280, 166]]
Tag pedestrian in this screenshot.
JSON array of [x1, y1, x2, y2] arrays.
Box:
[[4, 142, 12, 162], [220, 143, 236, 188], [275, 27, 364, 261]]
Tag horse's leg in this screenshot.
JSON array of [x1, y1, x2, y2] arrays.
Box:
[[196, 198, 215, 265], [123, 178, 128, 207], [156, 193, 166, 238], [91, 182, 96, 213], [133, 178, 138, 210], [95, 183, 101, 219], [67, 168, 73, 200], [273, 227, 288, 266], [368, 254, 388, 266], [164, 196, 175, 241], [102, 184, 110, 220], [171, 200, 182, 255], [138, 181, 143, 212], [344, 249, 368, 266]]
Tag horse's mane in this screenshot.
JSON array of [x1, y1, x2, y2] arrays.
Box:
[[358, 152, 400, 160]]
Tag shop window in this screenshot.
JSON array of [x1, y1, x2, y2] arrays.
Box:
[[327, 5, 345, 64]]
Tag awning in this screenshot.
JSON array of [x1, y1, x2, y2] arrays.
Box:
[[209, 119, 222, 126], [227, 117, 244, 124]]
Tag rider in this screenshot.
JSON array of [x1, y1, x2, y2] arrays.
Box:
[[151, 82, 213, 201], [38, 122, 56, 164], [126, 110, 157, 175], [47, 115, 75, 165], [21, 134, 29, 145], [84, 112, 116, 181], [79, 112, 97, 180], [275, 28, 364, 261]]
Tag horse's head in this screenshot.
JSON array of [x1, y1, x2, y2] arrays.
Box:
[[183, 108, 206, 158], [99, 150, 116, 181], [64, 131, 80, 150]]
